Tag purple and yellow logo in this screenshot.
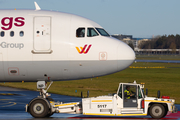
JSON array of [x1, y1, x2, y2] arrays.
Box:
[[76, 44, 92, 54]]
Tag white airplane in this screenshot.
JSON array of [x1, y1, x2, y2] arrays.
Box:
[[0, 2, 135, 83], [0, 2, 135, 117]]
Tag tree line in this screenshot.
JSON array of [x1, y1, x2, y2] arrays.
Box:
[[140, 34, 180, 49]]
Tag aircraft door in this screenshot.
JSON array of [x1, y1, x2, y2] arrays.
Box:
[[123, 84, 137, 108], [33, 16, 52, 53]]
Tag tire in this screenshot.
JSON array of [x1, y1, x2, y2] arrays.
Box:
[[163, 106, 168, 118], [149, 104, 165, 119], [45, 97, 54, 117], [29, 99, 49, 118]]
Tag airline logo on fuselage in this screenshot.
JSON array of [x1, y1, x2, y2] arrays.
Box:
[[76, 44, 92, 54], [0, 42, 24, 49], [1, 17, 25, 30], [0, 17, 25, 49]]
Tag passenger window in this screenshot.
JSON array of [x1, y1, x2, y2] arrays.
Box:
[[76, 28, 85, 37], [10, 31, 14, 37], [1, 31, 5, 37], [87, 28, 99, 37], [20, 31, 24, 37]]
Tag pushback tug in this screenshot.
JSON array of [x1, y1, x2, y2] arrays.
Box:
[[26, 81, 177, 119]]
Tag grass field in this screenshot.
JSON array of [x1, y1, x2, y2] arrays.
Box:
[[0, 59, 180, 104]]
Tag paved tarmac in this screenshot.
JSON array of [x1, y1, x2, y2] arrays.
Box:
[[0, 86, 28, 91], [0, 86, 180, 120]]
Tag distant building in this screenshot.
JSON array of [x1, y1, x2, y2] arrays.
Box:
[[112, 34, 180, 54], [112, 34, 136, 49], [111, 34, 133, 40], [112, 34, 151, 50], [136, 39, 149, 49]]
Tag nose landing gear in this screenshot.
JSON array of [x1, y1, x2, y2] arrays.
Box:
[[26, 81, 54, 118]]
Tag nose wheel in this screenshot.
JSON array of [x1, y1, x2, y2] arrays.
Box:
[[29, 99, 49, 118], [28, 81, 55, 118]]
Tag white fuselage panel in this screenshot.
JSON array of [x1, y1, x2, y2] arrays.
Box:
[[0, 10, 135, 82]]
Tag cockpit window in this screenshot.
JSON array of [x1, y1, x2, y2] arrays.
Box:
[[95, 28, 110, 37], [76, 28, 85, 37], [87, 28, 99, 37]]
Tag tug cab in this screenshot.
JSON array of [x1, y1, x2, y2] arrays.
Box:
[[117, 81, 145, 114]]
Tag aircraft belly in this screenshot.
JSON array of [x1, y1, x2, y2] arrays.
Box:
[[69, 60, 117, 79], [117, 59, 134, 71], [0, 60, 131, 82]]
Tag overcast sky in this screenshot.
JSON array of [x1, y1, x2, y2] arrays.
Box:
[[0, 0, 180, 38]]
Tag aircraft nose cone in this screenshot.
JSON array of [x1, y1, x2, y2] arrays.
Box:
[[117, 42, 135, 71]]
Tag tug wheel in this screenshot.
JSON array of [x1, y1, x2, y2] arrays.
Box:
[[29, 99, 49, 118], [149, 104, 165, 119]]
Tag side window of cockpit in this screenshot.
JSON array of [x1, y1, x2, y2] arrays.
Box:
[[76, 28, 85, 37], [96, 28, 110, 37], [87, 28, 99, 37]]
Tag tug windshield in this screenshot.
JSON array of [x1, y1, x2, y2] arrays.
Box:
[[95, 28, 110, 37]]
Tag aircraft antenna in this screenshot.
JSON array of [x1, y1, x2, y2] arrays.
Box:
[[34, 2, 41, 10]]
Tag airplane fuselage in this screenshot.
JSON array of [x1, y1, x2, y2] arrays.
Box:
[[0, 10, 135, 82]]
